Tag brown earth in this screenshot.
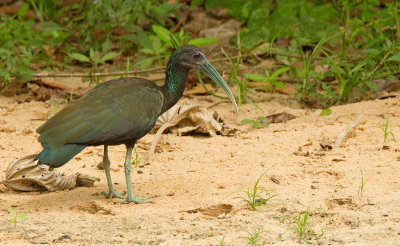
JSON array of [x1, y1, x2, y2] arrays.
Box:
[[1, 88, 400, 245]]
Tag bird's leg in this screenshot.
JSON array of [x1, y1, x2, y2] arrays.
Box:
[[102, 145, 125, 199], [120, 144, 154, 204]]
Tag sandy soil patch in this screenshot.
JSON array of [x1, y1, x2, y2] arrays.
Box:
[[1, 91, 400, 245]]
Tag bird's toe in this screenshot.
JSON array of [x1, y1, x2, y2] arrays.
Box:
[[119, 194, 158, 204], [102, 190, 126, 200]]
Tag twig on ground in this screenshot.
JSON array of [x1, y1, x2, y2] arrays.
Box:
[[335, 114, 363, 146], [146, 123, 173, 165]]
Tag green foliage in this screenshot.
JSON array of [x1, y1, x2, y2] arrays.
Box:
[[136, 25, 219, 68], [133, 147, 141, 167], [221, 43, 262, 110], [381, 113, 396, 144], [188, 38, 219, 47], [47, 100, 60, 119], [68, 49, 119, 83], [64, 0, 182, 54], [151, 25, 219, 49], [0, 0, 182, 88], [214, 236, 226, 246], [282, 207, 324, 243], [320, 108, 332, 116], [322, 49, 373, 103], [358, 170, 364, 196], [245, 66, 288, 93], [2, 0, 400, 109], [7, 208, 28, 227], [291, 208, 312, 243], [225, 171, 277, 211], [241, 117, 269, 129], [0, 4, 52, 88], [242, 228, 266, 245], [210, 0, 400, 106], [292, 35, 338, 103], [218, 0, 340, 50], [29, 0, 57, 22], [221, 46, 247, 105]]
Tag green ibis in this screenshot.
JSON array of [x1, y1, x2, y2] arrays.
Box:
[[36, 45, 238, 203]]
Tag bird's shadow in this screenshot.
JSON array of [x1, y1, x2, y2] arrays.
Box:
[[1, 185, 122, 212]]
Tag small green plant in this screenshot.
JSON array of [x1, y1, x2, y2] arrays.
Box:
[[292, 208, 311, 243], [29, 0, 56, 22], [7, 208, 28, 227], [295, 35, 336, 101], [358, 170, 364, 196], [152, 25, 219, 49], [137, 25, 219, 68], [381, 113, 396, 144], [322, 49, 371, 103], [241, 116, 269, 128], [242, 228, 266, 245], [0, 3, 48, 88], [282, 207, 324, 243], [47, 100, 61, 119], [244, 66, 288, 93], [225, 171, 277, 211], [320, 108, 332, 116], [214, 236, 226, 246], [133, 147, 141, 167], [68, 49, 119, 84], [221, 46, 249, 106]]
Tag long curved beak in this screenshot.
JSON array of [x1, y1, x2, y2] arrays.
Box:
[[199, 59, 239, 114]]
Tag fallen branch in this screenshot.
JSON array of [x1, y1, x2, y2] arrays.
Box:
[[24, 50, 322, 79], [335, 114, 363, 146], [33, 79, 92, 97], [146, 123, 174, 165]]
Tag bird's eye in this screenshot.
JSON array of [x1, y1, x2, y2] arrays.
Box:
[[193, 52, 202, 59]]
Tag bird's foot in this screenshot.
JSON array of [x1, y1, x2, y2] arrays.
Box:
[[119, 194, 158, 204], [102, 190, 126, 200]]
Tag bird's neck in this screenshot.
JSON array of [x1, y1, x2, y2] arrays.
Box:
[[161, 59, 188, 113]]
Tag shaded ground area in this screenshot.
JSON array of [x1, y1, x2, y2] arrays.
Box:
[[1, 90, 400, 245]]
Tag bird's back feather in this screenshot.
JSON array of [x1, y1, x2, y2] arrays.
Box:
[[37, 77, 164, 167]]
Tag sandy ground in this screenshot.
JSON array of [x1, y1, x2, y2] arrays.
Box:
[[1, 89, 400, 245]]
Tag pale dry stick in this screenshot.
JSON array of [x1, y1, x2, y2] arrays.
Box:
[[146, 122, 174, 165], [21, 50, 322, 79], [25, 57, 233, 79], [32, 66, 166, 78], [335, 114, 363, 146]]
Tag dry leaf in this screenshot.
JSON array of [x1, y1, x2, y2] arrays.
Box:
[[2, 154, 99, 192], [147, 99, 239, 164], [154, 99, 238, 136], [264, 112, 296, 123]]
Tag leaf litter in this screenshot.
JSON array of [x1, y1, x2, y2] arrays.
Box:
[[2, 154, 99, 192], [146, 99, 239, 164]]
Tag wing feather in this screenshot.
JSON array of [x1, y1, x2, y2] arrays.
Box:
[[37, 78, 164, 147]]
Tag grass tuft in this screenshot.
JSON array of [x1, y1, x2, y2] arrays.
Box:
[[225, 171, 277, 211]]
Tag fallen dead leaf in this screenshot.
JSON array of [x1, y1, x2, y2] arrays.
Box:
[[264, 112, 296, 124], [2, 154, 99, 192], [146, 99, 239, 164]]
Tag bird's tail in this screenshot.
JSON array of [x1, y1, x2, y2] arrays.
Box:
[[38, 144, 86, 168]]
